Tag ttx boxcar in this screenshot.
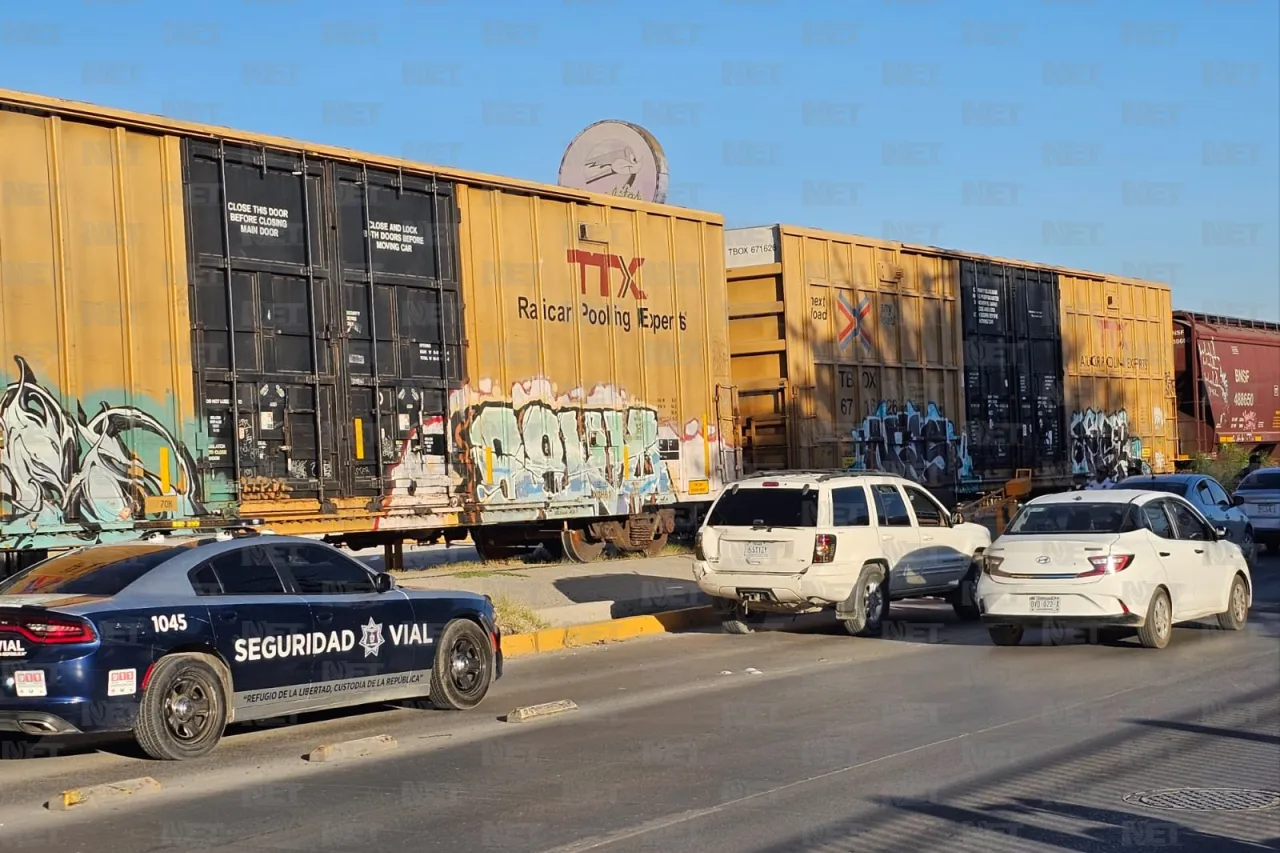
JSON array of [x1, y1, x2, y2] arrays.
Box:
[[724, 224, 1178, 505], [0, 90, 737, 574]]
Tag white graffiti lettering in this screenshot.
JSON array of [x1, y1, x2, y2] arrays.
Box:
[[1198, 338, 1230, 426]]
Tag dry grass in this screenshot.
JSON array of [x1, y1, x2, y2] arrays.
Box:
[[492, 594, 551, 636], [1188, 445, 1276, 492]]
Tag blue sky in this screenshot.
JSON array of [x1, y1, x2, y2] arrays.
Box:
[[3, 0, 1277, 320]]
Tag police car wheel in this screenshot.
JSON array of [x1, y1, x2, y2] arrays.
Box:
[[429, 619, 494, 711], [134, 654, 229, 761]]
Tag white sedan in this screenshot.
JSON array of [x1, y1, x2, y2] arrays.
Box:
[[976, 489, 1252, 649]]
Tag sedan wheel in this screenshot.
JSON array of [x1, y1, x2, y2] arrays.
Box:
[[1217, 575, 1249, 631], [134, 654, 228, 761], [429, 619, 495, 710], [1137, 588, 1173, 649], [987, 624, 1024, 646], [1241, 530, 1256, 566]]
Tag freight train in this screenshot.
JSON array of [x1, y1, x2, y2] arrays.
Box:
[[1, 89, 1277, 575]]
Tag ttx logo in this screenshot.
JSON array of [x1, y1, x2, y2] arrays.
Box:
[[567, 249, 647, 300]]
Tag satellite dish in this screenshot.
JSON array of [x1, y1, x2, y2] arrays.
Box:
[[557, 120, 669, 204]]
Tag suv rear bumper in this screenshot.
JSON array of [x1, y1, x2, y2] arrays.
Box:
[[692, 561, 852, 611]]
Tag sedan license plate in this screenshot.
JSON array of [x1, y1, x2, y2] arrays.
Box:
[[743, 541, 770, 563], [1258, 505, 1277, 515], [1030, 596, 1061, 614]]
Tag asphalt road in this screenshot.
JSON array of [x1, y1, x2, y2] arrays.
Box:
[[3, 559, 1278, 853]]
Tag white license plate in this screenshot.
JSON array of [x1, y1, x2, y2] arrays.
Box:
[[1258, 505, 1277, 515], [1030, 596, 1061, 614], [743, 541, 770, 563]]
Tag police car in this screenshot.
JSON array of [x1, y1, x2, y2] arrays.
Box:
[[0, 532, 502, 760]]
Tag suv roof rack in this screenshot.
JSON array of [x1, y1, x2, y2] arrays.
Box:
[[738, 469, 908, 483]]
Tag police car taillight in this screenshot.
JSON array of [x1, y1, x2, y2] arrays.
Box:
[[0, 613, 97, 644]]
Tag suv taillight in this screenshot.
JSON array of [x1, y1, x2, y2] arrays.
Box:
[[0, 613, 97, 644], [694, 530, 706, 561], [812, 534, 836, 564]]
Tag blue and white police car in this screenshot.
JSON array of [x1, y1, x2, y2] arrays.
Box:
[[0, 532, 502, 760]]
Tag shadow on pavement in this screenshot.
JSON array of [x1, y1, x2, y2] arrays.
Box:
[[868, 796, 1275, 853], [1126, 718, 1280, 747], [0, 698, 434, 763], [747, 681, 1280, 853], [554, 574, 707, 618]]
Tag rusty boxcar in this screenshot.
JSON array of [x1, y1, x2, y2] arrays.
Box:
[[1173, 311, 1280, 460], [724, 224, 1176, 502], [0, 89, 736, 573]]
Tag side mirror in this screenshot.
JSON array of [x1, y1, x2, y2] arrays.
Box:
[[1233, 494, 1246, 507], [951, 512, 966, 526], [1213, 526, 1229, 541], [374, 572, 396, 593]]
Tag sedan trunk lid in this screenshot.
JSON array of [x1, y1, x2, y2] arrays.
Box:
[[985, 534, 1124, 584]]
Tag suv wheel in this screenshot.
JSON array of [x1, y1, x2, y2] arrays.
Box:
[[720, 600, 767, 635], [839, 564, 888, 637], [948, 561, 982, 621]]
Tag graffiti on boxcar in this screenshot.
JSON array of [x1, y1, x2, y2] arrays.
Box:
[[0, 356, 202, 528], [1198, 338, 1230, 425], [448, 378, 720, 515], [1069, 408, 1143, 481], [848, 401, 974, 487]]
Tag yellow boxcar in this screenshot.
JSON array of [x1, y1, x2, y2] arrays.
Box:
[[724, 224, 1175, 500], [0, 89, 735, 567]]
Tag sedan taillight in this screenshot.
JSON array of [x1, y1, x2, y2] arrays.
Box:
[[1079, 554, 1134, 577], [812, 534, 836, 564], [0, 613, 97, 644]]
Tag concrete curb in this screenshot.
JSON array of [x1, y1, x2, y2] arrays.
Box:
[[48, 777, 161, 811], [505, 699, 579, 723], [501, 605, 719, 658], [306, 734, 398, 763]]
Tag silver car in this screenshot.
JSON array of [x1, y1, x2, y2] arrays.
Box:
[[1112, 473, 1256, 564], [1233, 467, 1280, 556]]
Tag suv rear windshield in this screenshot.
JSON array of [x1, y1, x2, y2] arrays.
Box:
[[1005, 502, 1141, 535], [1237, 471, 1280, 490], [0, 545, 181, 596], [707, 488, 819, 528]]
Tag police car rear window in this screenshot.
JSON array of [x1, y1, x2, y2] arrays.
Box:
[[0, 545, 181, 596]]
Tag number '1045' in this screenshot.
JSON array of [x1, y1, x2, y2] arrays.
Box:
[[152, 614, 188, 633]]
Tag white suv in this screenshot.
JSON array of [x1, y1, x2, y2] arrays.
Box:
[[692, 471, 992, 636]]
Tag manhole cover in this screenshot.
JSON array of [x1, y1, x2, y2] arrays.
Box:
[[1123, 788, 1280, 812]]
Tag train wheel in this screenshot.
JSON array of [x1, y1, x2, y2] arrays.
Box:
[[471, 529, 534, 563], [562, 529, 606, 563], [643, 531, 670, 557]]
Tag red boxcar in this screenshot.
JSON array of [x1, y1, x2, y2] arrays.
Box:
[[1173, 311, 1280, 460]]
